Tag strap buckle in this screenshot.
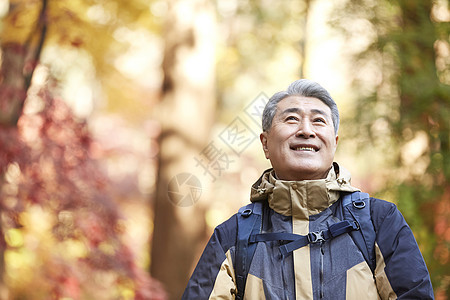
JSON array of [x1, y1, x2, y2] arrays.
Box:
[[241, 209, 253, 217], [307, 231, 325, 244]]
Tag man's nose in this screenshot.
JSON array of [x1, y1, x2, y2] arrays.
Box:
[[295, 121, 315, 138]]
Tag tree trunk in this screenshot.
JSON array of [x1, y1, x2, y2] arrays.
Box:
[[299, 0, 311, 78], [150, 0, 216, 299], [0, 1, 47, 298], [396, 0, 440, 129]]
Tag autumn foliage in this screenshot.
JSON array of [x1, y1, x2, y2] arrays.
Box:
[[0, 0, 168, 297], [0, 60, 166, 299]]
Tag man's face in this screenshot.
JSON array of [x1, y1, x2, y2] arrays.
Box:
[[260, 96, 338, 181]]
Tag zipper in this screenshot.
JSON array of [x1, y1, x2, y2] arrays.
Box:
[[320, 242, 324, 299]]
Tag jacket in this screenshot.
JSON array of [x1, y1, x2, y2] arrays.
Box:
[[182, 163, 434, 299]]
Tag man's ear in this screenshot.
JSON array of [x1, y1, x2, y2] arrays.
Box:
[[260, 132, 270, 159]]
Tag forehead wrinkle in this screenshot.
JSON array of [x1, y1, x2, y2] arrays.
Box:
[[278, 107, 331, 119], [280, 107, 301, 115]]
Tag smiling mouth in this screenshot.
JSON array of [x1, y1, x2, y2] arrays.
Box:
[[291, 146, 318, 152]]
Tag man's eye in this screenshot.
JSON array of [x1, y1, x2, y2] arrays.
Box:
[[314, 118, 326, 123], [286, 116, 298, 121]]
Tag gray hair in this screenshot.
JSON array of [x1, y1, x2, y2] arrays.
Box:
[[262, 79, 339, 134]]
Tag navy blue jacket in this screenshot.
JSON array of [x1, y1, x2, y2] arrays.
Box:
[[183, 168, 433, 299]]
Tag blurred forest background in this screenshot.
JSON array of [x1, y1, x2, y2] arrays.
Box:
[[0, 0, 448, 299]]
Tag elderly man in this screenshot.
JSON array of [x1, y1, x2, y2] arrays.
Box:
[[182, 79, 434, 299]]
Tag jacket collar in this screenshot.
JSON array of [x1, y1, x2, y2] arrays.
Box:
[[250, 162, 359, 219]]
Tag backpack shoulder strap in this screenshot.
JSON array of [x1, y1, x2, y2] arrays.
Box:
[[235, 201, 263, 300], [341, 191, 376, 273]]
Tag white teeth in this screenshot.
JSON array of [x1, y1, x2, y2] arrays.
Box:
[[295, 147, 315, 152]]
